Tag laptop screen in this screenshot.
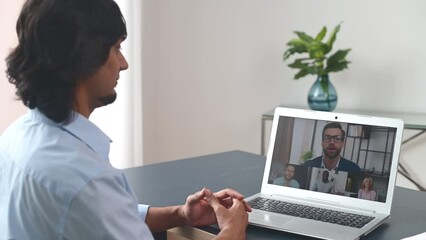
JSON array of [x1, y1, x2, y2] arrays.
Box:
[[267, 116, 398, 203]]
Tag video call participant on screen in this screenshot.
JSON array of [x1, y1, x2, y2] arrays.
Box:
[[304, 122, 361, 172], [311, 170, 335, 193], [358, 177, 377, 201], [273, 164, 300, 188]]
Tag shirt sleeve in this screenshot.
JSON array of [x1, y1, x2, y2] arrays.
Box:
[[63, 171, 154, 240], [138, 204, 150, 221]]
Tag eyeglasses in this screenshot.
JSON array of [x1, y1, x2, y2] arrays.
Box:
[[322, 135, 344, 143]]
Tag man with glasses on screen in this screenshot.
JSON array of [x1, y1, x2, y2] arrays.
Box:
[[305, 122, 361, 172]]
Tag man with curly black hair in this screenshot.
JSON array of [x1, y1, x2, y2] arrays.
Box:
[[0, 0, 250, 239]]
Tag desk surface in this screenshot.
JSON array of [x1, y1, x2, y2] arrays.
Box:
[[123, 150, 426, 240]]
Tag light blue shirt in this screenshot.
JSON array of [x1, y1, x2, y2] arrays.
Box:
[[272, 177, 300, 188], [0, 109, 154, 240]]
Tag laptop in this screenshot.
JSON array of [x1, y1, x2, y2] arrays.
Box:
[[245, 107, 404, 240]]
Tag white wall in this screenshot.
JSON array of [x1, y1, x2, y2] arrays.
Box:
[[0, 0, 143, 169], [90, 0, 144, 169], [141, 0, 426, 190], [0, 0, 26, 133]]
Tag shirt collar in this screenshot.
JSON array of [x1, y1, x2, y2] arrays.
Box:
[[31, 109, 112, 161], [320, 156, 341, 171]]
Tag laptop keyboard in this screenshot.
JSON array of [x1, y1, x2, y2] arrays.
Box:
[[248, 197, 375, 228]]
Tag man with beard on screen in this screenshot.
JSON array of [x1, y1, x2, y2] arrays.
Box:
[[305, 122, 361, 172]]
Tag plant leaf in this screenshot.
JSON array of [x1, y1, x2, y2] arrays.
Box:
[[293, 65, 318, 79], [283, 48, 301, 61], [283, 23, 349, 79], [315, 26, 327, 41], [295, 31, 314, 43], [327, 49, 351, 65], [283, 39, 309, 60], [325, 24, 341, 54], [326, 60, 351, 73], [325, 49, 351, 72], [307, 41, 328, 60], [294, 69, 311, 79], [288, 58, 311, 69]]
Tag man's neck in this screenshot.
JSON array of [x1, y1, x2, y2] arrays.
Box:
[[73, 84, 96, 118], [323, 156, 340, 171]]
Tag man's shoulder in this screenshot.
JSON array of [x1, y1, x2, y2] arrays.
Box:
[[273, 177, 284, 184], [1, 116, 118, 191], [290, 179, 300, 188], [304, 156, 322, 166], [339, 157, 361, 171]]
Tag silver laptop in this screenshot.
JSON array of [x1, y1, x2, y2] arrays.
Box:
[[246, 107, 404, 240]]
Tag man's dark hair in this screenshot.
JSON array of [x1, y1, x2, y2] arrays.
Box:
[[6, 0, 127, 123], [285, 164, 295, 170], [322, 122, 346, 139]]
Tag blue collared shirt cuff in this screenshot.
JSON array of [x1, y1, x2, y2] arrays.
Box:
[[138, 204, 150, 221]]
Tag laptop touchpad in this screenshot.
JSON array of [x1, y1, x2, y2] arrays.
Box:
[[250, 211, 293, 226]]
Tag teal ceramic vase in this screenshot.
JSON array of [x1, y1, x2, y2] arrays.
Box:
[[307, 74, 337, 111]]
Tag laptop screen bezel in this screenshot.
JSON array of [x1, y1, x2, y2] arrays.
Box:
[[261, 107, 404, 215]]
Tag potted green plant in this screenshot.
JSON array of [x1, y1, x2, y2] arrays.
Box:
[[301, 150, 314, 163], [283, 24, 351, 111]]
